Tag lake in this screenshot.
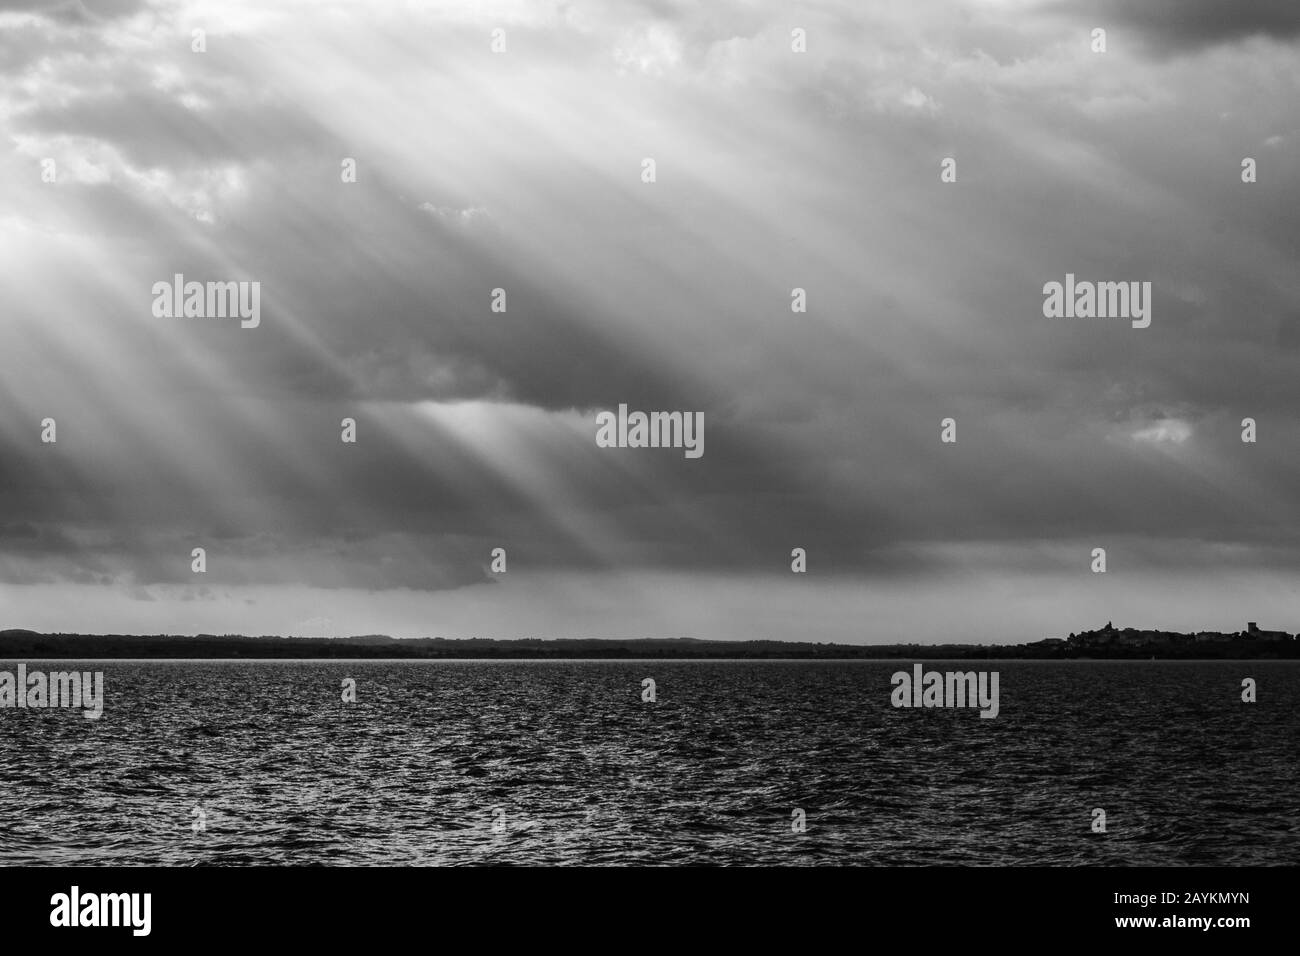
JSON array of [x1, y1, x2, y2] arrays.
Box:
[[1, 660, 1295, 866]]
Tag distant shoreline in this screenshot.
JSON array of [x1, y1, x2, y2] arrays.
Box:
[[2, 628, 1297, 660], [1, 657, 1298, 664]]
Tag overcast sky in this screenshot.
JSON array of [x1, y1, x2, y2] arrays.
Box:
[[2, 0, 1298, 642]]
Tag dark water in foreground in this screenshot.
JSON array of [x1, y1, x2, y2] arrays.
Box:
[[1, 660, 1296, 866]]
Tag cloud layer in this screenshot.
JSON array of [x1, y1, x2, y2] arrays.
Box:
[[1, 0, 1298, 640]]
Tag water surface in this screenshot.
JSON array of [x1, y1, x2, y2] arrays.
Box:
[[1, 660, 1295, 865]]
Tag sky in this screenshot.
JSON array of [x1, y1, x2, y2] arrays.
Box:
[[1, 0, 1298, 642]]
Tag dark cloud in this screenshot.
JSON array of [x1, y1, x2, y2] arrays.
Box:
[[1084, 0, 1300, 54], [0, 0, 145, 22]]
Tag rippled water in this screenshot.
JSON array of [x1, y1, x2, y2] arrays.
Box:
[[1, 660, 1296, 865]]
